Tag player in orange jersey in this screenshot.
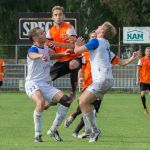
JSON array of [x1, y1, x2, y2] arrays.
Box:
[[136, 47, 150, 115], [0, 58, 6, 87], [46, 6, 82, 101]]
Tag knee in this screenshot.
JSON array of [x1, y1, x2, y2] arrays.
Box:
[[36, 101, 45, 111], [141, 91, 145, 97], [59, 95, 71, 107], [79, 97, 85, 109], [69, 60, 79, 70]]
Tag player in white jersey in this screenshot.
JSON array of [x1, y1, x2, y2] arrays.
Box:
[[25, 27, 72, 142], [65, 23, 140, 142], [73, 21, 117, 142]]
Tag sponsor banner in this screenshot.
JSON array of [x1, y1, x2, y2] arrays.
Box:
[[123, 27, 150, 44], [16, 12, 80, 44]]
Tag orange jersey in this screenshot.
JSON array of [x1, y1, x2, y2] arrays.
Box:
[[46, 22, 80, 62], [0, 59, 5, 81], [81, 51, 92, 90], [81, 51, 119, 90], [137, 56, 150, 84]]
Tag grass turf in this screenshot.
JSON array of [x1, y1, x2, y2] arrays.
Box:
[[0, 92, 150, 150]]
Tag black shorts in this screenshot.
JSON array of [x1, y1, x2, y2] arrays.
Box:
[[50, 57, 82, 81], [140, 82, 150, 91], [0, 81, 3, 87]]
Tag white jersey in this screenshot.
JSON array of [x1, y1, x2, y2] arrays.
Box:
[[26, 45, 51, 82], [85, 38, 113, 81]]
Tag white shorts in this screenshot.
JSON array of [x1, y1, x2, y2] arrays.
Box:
[[87, 79, 113, 99], [25, 81, 60, 102]]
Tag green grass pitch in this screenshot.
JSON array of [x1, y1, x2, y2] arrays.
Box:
[[0, 92, 150, 150]]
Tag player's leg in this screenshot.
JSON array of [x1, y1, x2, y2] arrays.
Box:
[[25, 82, 45, 142], [44, 62, 70, 110], [79, 90, 98, 127], [31, 90, 45, 142], [64, 105, 82, 128], [46, 88, 71, 141], [77, 99, 102, 139], [140, 83, 148, 114], [72, 117, 84, 137], [80, 79, 113, 142], [70, 70, 78, 100], [69, 58, 82, 101], [79, 90, 100, 142], [50, 62, 70, 81], [0, 81, 3, 87], [92, 99, 102, 114]]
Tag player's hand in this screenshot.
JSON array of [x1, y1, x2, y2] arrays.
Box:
[[75, 37, 84, 46], [41, 54, 48, 61], [49, 48, 55, 57], [62, 34, 77, 43], [132, 50, 141, 59], [135, 81, 140, 86], [65, 49, 74, 54], [63, 50, 71, 56]]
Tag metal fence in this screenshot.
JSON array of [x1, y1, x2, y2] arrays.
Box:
[[0, 63, 139, 92]]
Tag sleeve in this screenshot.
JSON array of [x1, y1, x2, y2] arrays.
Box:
[[66, 26, 77, 36], [111, 56, 120, 65], [46, 30, 52, 39], [137, 59, 142, 70], [2, 60, 6, 67], [110, 51, 120, 65], [28, 46, 38, 53], [137, 59, 142, 66], [84, 38, 99, 51]]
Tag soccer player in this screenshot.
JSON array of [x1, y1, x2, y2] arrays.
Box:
[[73, 21, 141, 142], [0, 58, 6, 87], [64, 30, 101, 138], [25, 27, 72, 142], [64, 28, 141, 139], [46, 6, 82, 101], [136, 47, 150, 115]]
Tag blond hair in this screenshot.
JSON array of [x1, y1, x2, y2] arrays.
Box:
[[52, 6, 64, 14], [101, 21, 117, 39]]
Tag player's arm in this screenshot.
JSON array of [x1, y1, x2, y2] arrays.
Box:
[[2, 61, 7, 79], [50, 51, 70, 60], [74, 38, 99, 54], [51, 40, 75, 49], [29, 53, 44, 59], [28, 47, 47, 61], [136, 59, 142, 85], [117, 50, 141, 66]]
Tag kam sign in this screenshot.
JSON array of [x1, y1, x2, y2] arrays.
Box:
[[123, 27, 150, 44], [16, 12, 80, 44]]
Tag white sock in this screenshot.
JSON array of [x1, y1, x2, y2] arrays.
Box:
[[33, 111, 42, 137], [82, 114, 91, 133], [85, 110, 97, 132], [50, 104, 69, 131]]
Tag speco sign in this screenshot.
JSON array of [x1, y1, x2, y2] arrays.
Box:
[[16, 12, 80, 44]]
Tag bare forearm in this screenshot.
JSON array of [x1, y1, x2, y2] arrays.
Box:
[[136, 70, 140, 82], [50, 53, 65, 60], [28, 53, 43, 60], [52, 42, 75, 49], [118, 57, 135, 66]]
